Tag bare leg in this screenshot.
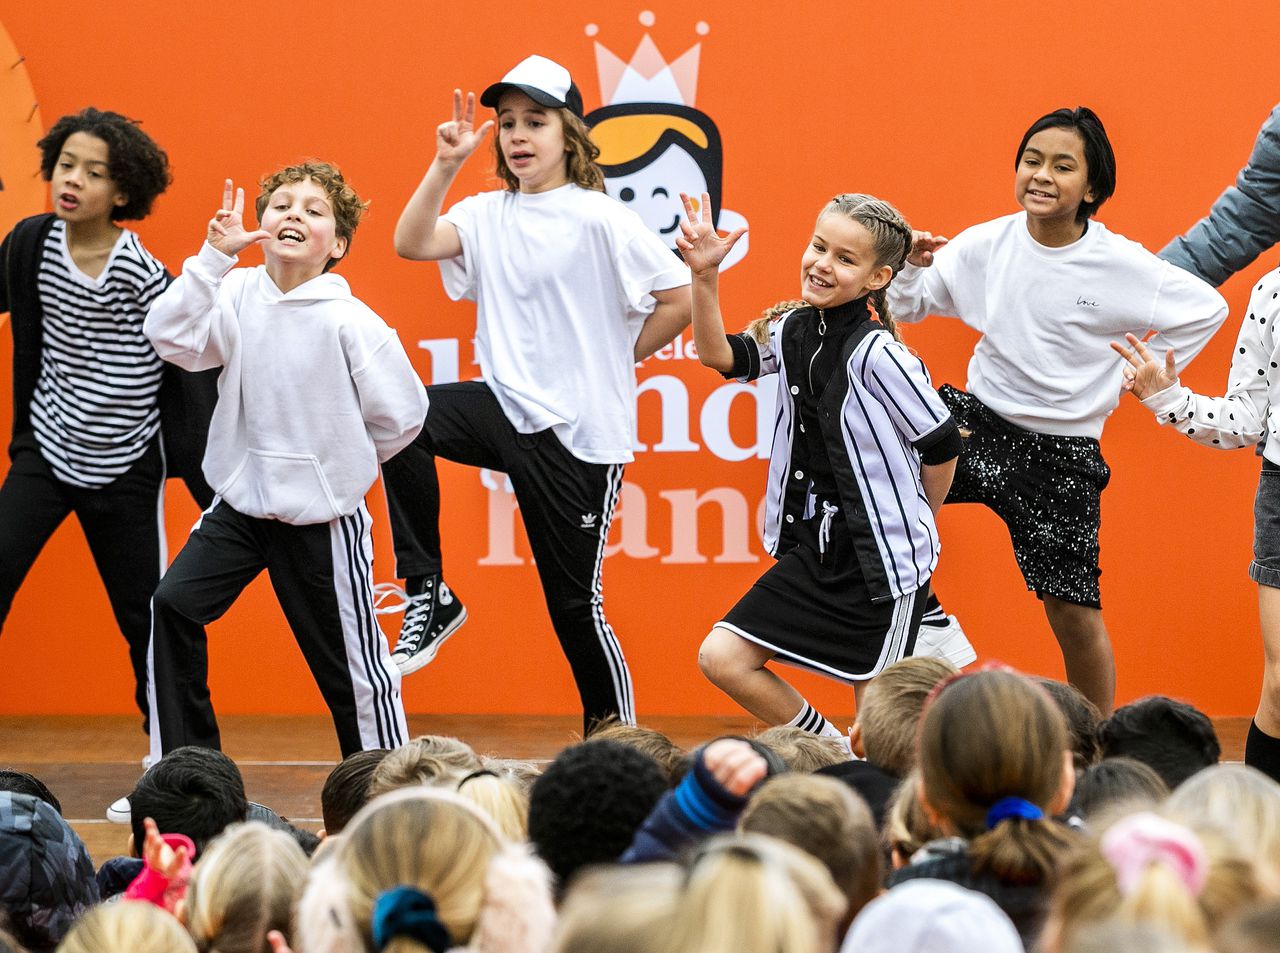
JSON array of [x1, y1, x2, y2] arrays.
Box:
[[698, 626, 805, 725], [1256, 585, 1280, 735], [1042, 596, 1116, 715]]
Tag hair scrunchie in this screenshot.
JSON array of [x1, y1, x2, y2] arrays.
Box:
[[372, 886, 454, 953], [1099, 812, 1208, 897], [985, 796, 1044, 829]]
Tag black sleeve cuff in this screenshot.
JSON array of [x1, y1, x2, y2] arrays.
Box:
[[917, 418, 963, 464], [722, 333, 760, 381]]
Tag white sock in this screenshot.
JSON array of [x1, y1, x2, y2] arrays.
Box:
[[785, 701, 843, 739]]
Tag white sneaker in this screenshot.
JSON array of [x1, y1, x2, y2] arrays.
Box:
[[914, 611, 977, 668], [106, 754, 154, 824]]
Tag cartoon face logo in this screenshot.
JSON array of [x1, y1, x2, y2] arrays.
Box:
[[605, 143, 707, 245]]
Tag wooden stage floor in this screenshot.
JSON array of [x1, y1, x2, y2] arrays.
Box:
[[0, 713, 1248, 867]]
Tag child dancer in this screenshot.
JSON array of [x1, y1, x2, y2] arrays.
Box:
[[0, 108, 209, 734], [382, 55, 691, 729], [144, 165, 427, 765], [890, 107, 1229, 713], [679, 190, 961, 740], [1112, 265, 1280, 781]]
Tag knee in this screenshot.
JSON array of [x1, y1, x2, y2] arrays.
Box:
[[151, 576, 196, 622], [698, 629, 743, 686]]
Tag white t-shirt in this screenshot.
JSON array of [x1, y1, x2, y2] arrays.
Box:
[[888, 212, 1229, 438], [439, 184, 690, 463]]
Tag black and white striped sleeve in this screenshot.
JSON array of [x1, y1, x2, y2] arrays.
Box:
[[864, 338, 959, 462], [721, 332, 780, 382]]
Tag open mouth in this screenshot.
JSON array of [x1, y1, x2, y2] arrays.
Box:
[[807, 274, 833, 289], [1027, 189, 1055, 200], [57, 193, 79, 210], [278, 229, 305, 244], [509, 151, 534, 163]]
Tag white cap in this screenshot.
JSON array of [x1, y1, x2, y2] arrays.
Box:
[[480, 54, 584, 117], [840, 880, 1025, 953]]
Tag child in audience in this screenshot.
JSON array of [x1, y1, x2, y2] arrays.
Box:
[[1037, 677, 1103, 774], [1165, 764, 1280, 895], [455, 769, 529, 841], [752, 726, 847, 773], [552, 865, 681, 953], [1070, 758, 1169, 824], [319, 749, 389, 837], [840, 880, 1023, 953], [56, 899, 196, 953], [1097, 695, 1220, 788], [144, 165, 427, 766]]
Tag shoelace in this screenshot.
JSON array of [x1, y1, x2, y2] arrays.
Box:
[[373, 582, 410, 615]]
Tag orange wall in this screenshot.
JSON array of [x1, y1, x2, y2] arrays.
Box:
[[1, 0, 1278, 723]]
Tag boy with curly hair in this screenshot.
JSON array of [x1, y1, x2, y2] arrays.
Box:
[[0, 107, 211, 742], [143, 162, 428, 771]]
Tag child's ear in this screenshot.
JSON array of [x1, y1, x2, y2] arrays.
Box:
[[848, 721, 866, 759], [331, 236, 349, 261], [113, 192, 129, 208], [868, 264, 893, 292], [1049, 749, 1076, 816]]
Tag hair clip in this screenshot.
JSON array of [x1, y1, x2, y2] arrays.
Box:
[[1099, 812, 1208, 898], [985, 796, 1044, 829], [372, 886, 454, 953]]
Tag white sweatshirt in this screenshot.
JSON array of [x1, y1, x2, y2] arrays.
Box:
[[1141, 268, 1280, 465], [888, 212, 1229, 438], [145, 243, 429, 525]]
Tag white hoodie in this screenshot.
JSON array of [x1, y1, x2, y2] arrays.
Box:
[[145, 243, 428, 524]]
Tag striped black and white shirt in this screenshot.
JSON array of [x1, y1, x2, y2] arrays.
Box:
[[31, 220, 168, 487], [726, 300, 960, 602]]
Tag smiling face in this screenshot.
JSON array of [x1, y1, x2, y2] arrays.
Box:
[[604, 144, 710, 252], [1015, 127, 1096, 230], [258, 177, 347, 277], [497, 90, 570, 194], [49, 131, 127, 226], [799, 214, 892, 310]]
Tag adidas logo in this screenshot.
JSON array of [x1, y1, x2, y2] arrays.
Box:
[[580, 512, 598, 529]]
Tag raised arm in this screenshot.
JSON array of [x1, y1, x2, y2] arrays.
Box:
[[673, 191, 746, 374], [394, 90, 493, 261]]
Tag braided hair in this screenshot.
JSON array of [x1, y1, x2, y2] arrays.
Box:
[[747, 194, 914, 344]]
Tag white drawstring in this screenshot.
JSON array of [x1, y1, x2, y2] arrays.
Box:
[[818, 501, 839, 558]]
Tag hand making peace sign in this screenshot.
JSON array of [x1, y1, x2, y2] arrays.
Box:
[[435, 89, 495, 166], [674, 191, 747, 277], [207, 179, 271, 258]]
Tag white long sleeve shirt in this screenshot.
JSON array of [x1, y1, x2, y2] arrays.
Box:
[[145, 243, 429, 525], [1141, 268, 1280, 464], [888, 212, 1229, 438]]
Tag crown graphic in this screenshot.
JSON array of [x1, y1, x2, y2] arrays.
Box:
[[593, 32, 702, 107]]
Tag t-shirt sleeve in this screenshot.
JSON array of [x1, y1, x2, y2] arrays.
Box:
[[615, 226, 691, 320], [864, 338, 954, 445], [437, 193, 483, 302]]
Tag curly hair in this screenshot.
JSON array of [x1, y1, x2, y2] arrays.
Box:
[[38, 107, 171, 221], [255, 161, 369, 270]]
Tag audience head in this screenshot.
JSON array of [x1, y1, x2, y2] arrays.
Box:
[[918, 669, 1076, 884], [56, 896, 195, 953], [368, 736, 483, 799], [1071, 757, 1170, 823], [1216, 902, 1280, 953], [585, 718, 688, 785], [479, 757, 543, 796], [1036, 677, 1103, 773], [1044, 811, 1260, 950], [129, 746, 248, 857], [1165, 763, 1280, 894], [454, 769, 529, 841], [320, 749, 389, 836], [752, 726, 846, 773], [527, 740, 667, 891], [1098, 696, 1220, 789], [0, 770, 60, 815], [552, 863, 681, 953], [184, 821, 308, 953], [882, 769, 944, 869], [1064, 920, 1210, 953], [855, 656, 958, 777], [839, 879, 1023, 953], [739, 773, 880, 928], [672, 833, 846, 953], [0, 793, 97, 952], [298, 787, 554, 953]]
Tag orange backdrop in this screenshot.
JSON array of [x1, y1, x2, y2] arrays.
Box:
[[1, 0, 1278, 729]]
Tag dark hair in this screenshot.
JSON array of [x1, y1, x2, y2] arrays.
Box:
[[1098, 695, 1220, 789], [1014, 106, 1116, 223], [129, 746, 248, 855], [0, 770, 61, 815], [1035, 677, 1102, 773], [1070, 756, 1170, 821], [321, 748, 389, 835], [527, 740, 667, 894], [37, 107, 171, 221]]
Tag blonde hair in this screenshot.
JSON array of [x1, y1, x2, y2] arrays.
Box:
[[493, 108, 604, 192], [857, 656, 958, 777], [480, 756, 543, 795], [746, 193, 914, 344], [456, 770, 530, 841], [368, 735, 483, 798], [185, 821, 308, 953], [670, 834, 846, 953], [920, 670, 1075, 884], [57, 899, 196, 953], [1047, 816, 1260, 949], [552, 864, 681, 953], [585, 718, 687, 783], [739, 774, 881, 927], [751, 726, 847, 773], [883, 768, 945, 868], [1166, 764, 1280, 895]]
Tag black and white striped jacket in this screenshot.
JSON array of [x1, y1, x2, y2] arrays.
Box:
[[728, 305, 958, 603]]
